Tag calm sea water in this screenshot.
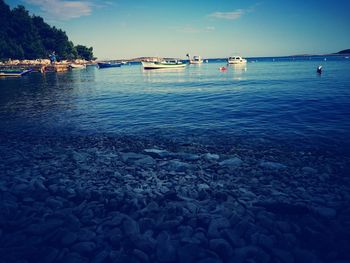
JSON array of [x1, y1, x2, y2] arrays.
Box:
[[1, 56, 350, 154]]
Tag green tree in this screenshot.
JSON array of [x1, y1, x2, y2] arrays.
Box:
[[75, 45, 94, 60], [0, 0, 95, 61]]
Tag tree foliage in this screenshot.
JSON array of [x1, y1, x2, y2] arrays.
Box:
[[0, 0, 95, 61]]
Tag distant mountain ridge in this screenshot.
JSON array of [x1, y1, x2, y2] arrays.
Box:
[[335, 49, 350, 54]]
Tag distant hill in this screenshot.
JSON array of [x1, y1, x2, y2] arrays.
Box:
[[335, 49, 350, 54], [0, 0, 95, 60]]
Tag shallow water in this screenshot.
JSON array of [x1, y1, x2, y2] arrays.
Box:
[[1, 57, 350, 153]]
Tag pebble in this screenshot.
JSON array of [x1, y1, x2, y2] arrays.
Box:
[[1, 134, 349, 263], [61, 231, 78, 246], [209, 238, 233, 260], [219, 157, 243, 168], [71, 241, 96, 255], [203, 153, 220, 161], [156, 233, 177, 262], [313, 206, 337, 219], [259, 160, 287, 170], [144, 148, 173, 158], [208, 217, 231, 238], [165, 160, 192, 172]]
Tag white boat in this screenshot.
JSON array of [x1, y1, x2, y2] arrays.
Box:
[[186, 54, 203, 64], [227, 56, 247, 64], [69, 63, 86, 69], [141, 60, 186, 69]]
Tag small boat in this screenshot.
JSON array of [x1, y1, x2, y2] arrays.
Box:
[[227, 56, 247, 64], [141, 60, 186, 69], [97, 62, 122, 68], [69, 64, 86, 69], [186, 54, 203, 64], [0, 69, 32, 77]]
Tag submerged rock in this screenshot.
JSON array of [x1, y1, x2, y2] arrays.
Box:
[[259, 160, 287, 170], [144, 149, 173, 158], [219, 157, 243, 168]]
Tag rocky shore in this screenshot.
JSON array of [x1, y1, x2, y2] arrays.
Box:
[[0, 133, 349, 263]]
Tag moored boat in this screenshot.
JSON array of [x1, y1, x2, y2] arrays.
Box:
[[97, 62, 122, 68], [69, 64, 86, 69], [0, 69, 32, 77], [186, 54, 203, 64], [141, 60, 186, 69], [227, 56, 247, 64]]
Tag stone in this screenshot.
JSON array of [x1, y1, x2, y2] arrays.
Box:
[[144, 149, 173, 158], [258, 234, 274, 250], [232, 246, 270, 263], [134, 156, 156, 167], [123, 217, 140, 236], [165, 160, 192, 172], [61, 231, 78, 246], [133, 235, 156, 252], [41, 247, 59, 263], [198, 184, 210, 191], [61, 252, 89, 263], [221, 229, 245, 247], [133, 249, 149, 262], [197, 259, 223, 263], [139, 217, 156, 232], [177, 244, 202, 263], [176, 153, 200, 161], [293, 248, 318, 263], [203, 153, 220, 161], [121, 152, 149, 163], [71, 241, 96, 255], [259, 161, 287, 170], [156, 232, 177, 262], [91, 250, 110, 263], [313, 206, 337, 219], [219, 157, 243, 168], [78, 228, 96, 241], [253, 201, 309, 215], [209, 238, 233, 260], [109, 250, 129, 263], [208, 217, 231, 238], [271, 248, 294, 263], [302, 167, 317, 174], [26, 219, 64, 235]]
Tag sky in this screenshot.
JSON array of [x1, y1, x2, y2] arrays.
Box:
[[6, 0, 350, 59]]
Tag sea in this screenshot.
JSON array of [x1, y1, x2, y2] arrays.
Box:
[[1, 56, 350, 157]]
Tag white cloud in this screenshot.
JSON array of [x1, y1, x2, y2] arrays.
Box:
[[205, 26, 215, 32], [25, 0, 92, 20], [208, 9, 245, 20], [176, 26, 215, 33]]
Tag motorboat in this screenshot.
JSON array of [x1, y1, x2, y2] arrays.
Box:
[[227, 56, 247, 64], [0, 68, 32, 77], [69, 64, 86, 69], [186, 54, 203, 64], [141, 60, 186, 69], [97, 62, 122, 68]]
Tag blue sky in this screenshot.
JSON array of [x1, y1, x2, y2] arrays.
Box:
[[6, 0, 350, 59]]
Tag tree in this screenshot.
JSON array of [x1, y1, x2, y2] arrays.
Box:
[[0, 0, 95, 60], [75, 45, 94, 61]]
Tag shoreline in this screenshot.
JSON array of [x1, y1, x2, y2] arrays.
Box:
[[1, 132, 349, 262]]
